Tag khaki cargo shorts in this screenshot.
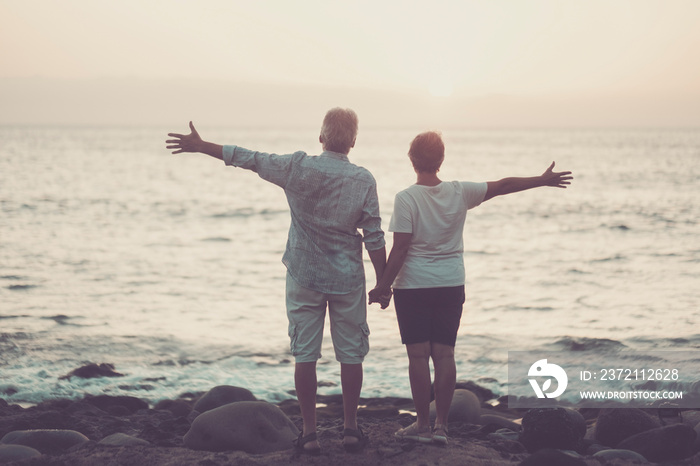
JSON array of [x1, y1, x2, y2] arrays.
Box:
[[286, 272, 370, 364]]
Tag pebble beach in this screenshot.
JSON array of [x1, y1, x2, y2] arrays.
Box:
[[1, 364, 699, 466]]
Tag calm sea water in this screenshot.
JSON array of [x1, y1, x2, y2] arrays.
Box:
[[1, 126, 699, 406]]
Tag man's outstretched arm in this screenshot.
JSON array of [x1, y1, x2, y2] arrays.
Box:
[[166, 121, 223, 160], [484, 161, 573, 202]]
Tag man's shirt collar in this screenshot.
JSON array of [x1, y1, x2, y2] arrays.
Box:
[[320, 150, 349, 161]]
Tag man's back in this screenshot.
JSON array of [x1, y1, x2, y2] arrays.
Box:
[[223, 146, 384, 294]]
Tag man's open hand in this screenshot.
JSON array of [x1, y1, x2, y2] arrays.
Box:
[[166, 121, 203, 154]]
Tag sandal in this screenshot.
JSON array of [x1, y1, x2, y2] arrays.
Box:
[[342, 426, 367, 453], [394, 422, 433, 443], [432, 424, 449, 445], [293, 431, 321, 455]]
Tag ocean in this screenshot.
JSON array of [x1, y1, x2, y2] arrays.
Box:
[[1, 125, 699, 407]]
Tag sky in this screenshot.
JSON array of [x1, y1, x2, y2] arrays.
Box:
[[2, 0, 700, 127]]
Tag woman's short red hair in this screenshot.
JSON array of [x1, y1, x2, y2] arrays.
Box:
[[408, 131, 445, 173]]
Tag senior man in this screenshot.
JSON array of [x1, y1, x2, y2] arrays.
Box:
[[166, 108, 387, 454]]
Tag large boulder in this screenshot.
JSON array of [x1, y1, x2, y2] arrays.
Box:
[[0, 429, 89, 454], [479, 414, 522, 432], [519, 407, 586, 453], [184, 401, 299, 453], [59, 363, 124, 380], [593, 408, 660, 447], [0, 444, 42, 462], [154, 399, 193, 417], [82, 395, 148, 415], [592, 449, 649, 463], [518, 448, 587, 466], [98, 433, 150, 446], [429, 389, 480, 424], [616, 424, 696, 463], [193, 385, 257, 414]]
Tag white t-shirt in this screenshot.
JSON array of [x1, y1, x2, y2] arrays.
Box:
[[388, 181, 487, 289]]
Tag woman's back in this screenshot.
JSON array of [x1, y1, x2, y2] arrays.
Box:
[[389, 181, 486, 289]]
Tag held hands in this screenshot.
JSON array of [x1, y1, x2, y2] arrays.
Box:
[[368, 286, 392, 310], [541, 162, 573, 188], [166, 121, 203, 154]]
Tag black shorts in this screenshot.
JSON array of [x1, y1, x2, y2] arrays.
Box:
[[393, 286, 465, 346]]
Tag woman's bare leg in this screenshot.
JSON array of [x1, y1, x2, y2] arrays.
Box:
[[406, 341, 432, 427], [431, 342, 456, 427]]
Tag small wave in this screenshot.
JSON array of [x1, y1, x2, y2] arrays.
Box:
[[210, 208, 286, 219], [41, 315, 81, 326], [126, 280, 160, 286], [566, 268, 590, 275], [628, 335, 700, 349], [649, 252, 680, 258], [506, 305, 555, 312], [464, 249, 498, 256], [553, 336, 627, 352], [211, 208, 256, 218], [201, 237, 232, 242], [604, 224, 631, 231], [7, 284, 38, 291], [616, 352, 664, 363], [590, 254, 626, 263], [0, 332, 32, 342], [1, 275, 27, 280]]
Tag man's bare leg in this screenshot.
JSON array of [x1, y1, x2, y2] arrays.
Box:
[[340, 362, 363, 446], [295, 361, 320, 451]]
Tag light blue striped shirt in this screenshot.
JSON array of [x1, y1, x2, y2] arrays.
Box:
[[223, 145, 385, 294]]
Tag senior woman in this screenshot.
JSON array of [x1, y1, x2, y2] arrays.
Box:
[[369, 131, 572, 444]]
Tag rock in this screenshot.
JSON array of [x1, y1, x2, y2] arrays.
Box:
[[593, 408, 661, 447], [63, 401, 108, 416], [485, 432, 526, 453], [193, 385, 257, 414], [0, 429, 89, 454], [695, 421, 700, 453], [59, 363, 124, 380], [479, 413, 521, 431], [519, 407, 585, 453], [83, 394, 148, 414], [584, 443, 608, 455], [592, 448, 649, 462], [154, 399, 192, 417], [616, 424, 696, 462], [485, 432, 527, 454], [429, 389, 480, 424], [682, 410, 700, 428], [454, 380, 498, 402], [98, 433, 150, 446], [0, 444, 42, 462], [487, 430, 520, 442], [518, 448, 586, 466], [183, 401, 299, 453]]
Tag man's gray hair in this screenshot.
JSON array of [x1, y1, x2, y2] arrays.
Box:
[[320, 108, 358, 154]]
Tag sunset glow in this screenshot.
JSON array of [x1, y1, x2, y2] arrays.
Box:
[[1, 0, 699, 127], [428, 77, 454, 97]]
